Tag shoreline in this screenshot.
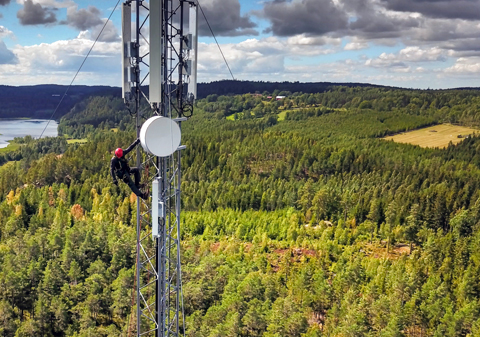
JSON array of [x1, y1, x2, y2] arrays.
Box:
[[0, 117, 32, 121], [0, 119, 58, 149]]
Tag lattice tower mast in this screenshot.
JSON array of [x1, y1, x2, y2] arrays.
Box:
[[121, 1, 198, 336]]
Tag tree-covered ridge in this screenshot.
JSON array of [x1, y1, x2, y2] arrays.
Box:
[[0, 85, 120, 119], [58, 86, 480, 141], [197, 87, 480, 126], [0, 81, 394, 120], [195, 80, 391, 98], [57, 96, 143, 138], [1, 87, 480, 335]]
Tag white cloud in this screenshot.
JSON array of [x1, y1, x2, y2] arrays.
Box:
[[397, 46, 447, 62], [90, 20, 120, 42], [344, 41, 368, 50], [412, 18, 480, 43], [365, 46, 448, 71], [0, 41, 17, 64], [15, 0, 74, 9], [196, 36, 341, 80], [0, 35, 120, 85], [444, 57, 480, 75], [287, 34, 342, 47], [365, 52, 408, 69], [0, 26, 14, 39]]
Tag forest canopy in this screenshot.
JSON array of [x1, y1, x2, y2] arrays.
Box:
[[1, 85, 480, 336]]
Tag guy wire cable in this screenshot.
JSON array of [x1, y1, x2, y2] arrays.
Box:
[[197, 1, 235, 81], [39, 0, 123, 139]]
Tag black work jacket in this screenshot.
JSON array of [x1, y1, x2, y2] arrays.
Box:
[[110, 139, 140, 182]]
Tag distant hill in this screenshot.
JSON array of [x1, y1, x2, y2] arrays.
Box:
[[3, 81, 479, 120], [0, 85, 120, 119], [195, 80, 393, 98], [0, 81, 391, 119]]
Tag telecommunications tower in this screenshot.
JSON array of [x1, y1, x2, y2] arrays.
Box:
[[121, 0, 198, 336]]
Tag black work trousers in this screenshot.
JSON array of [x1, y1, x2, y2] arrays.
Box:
[[121, 167, 143, 197]]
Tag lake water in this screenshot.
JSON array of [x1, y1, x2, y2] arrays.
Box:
[[0, 119, 59, 148]]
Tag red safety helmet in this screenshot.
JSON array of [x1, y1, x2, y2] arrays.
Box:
[[115, 148, 123, 158]]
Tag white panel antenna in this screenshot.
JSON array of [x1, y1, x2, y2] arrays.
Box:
[[151, 178, 165, 239], [152, 178, 159, 238], [187, 4, 198, 102], [121, 3, 132, 101], [149, 0, 163, 104]]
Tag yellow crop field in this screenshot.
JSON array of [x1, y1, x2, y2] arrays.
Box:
[[383, 124, 478, 148]]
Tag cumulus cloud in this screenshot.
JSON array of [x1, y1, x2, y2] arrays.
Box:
[[255, 0, 480, 54], [197, 35, 340, 78], [331, 0, 420, 42], [382, 0, 480, 21], [366, 53, 408, 69], [443, 40, 480, 58], [60, 6, 120, 42], [15, 0, 74, 8], [287, 34, 342, 47], [348, 11, 420, 40], [3, 0, 480, 89], [0, 41, 17, 64], [365, 46, 447, 71], [344, 41, 369, 50], [283, 59, 426, 85], [397, 46, 447, 62], [445, 56, 480, 74], [413, 19, 480, 43], [90, 20, 120, 42], [21, 37, 120, 71], [198, 40, 281, 76], [64, 6, 102, 30], [0, 36, 121, 85], [17, 0, 57, 25], [0, 26, 14, 39], [258, 0, 348, 36], [198, 0, 258, 36], [286, 59, 358, 78]]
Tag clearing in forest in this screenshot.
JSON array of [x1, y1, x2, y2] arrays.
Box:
[[382, 124, 478, 148]]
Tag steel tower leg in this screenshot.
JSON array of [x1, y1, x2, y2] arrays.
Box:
[[135, 0, 141, 335]]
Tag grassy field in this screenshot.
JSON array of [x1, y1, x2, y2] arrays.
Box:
[[383, 124, 478, 148], [277, 110, 287, 121], [0, 143, 21, 153], [67, 139, 87, 144]]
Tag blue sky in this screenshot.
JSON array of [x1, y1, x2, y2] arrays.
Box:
[[0, 0, 480, 89]]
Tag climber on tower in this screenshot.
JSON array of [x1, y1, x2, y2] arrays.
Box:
[[110, 138, 148, 199]]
